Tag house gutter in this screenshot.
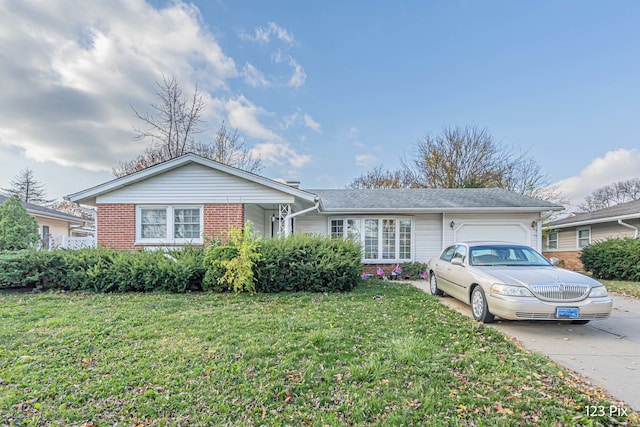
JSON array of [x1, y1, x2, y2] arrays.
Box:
[[618, 219, 639, 238], [543, 213, 640, 230]]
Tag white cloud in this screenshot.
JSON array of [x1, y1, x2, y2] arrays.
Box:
[[355, 154, 377, 166], [222, 95, 280, 141], [242, 62, 271, 87], [287, 57, 307, 88], [240, 22, 295, 45], [303, 114, 321, 132], [251, 142, 312, 169], [551, 148, 640, 209], [273, 50, 306, 88], [346, 126, 365, 148], [0, 0, 237, 172]]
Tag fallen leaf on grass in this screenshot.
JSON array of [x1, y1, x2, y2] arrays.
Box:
[[493, 402, 513, 415]]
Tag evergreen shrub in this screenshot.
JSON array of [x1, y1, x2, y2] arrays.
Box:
[[580, 237, 640, 281]]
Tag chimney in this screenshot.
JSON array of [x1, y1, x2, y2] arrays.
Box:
[[286, 181, 301, 189]]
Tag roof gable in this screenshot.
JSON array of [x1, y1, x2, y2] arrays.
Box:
[[66, 153, 318, 205]]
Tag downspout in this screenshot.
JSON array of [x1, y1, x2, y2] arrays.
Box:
[[618, 219, 639, 238], [284, 198, 320, 236]]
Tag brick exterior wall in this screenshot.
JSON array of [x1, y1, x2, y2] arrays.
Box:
[[96, 203, 245, 250], [543, 251, 584, 271], [97, 204, 136, 250], [203, 203, 245, 242]]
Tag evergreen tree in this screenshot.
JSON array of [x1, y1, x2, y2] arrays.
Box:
[[2, 167, 53, 204], [0, 196, 40, 250]]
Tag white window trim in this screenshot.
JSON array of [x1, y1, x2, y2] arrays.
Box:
[[577, 226, 591, 250], [546, 231, 558, 251], [136, 205, 204, 245], [329, 217, 414, 263]]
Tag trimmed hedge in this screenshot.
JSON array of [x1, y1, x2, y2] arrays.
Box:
[[253, 234, 362, 293], [0, 248, 206, 293], [0, 235, 362, 293], [580, 237, 640, 281]]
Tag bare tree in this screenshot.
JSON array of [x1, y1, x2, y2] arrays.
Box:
[[348, 165, 413, 189], [2, 167, 53, 205], [579, 178, 640, 211], [131, 74, 206, 158], [191, 122, 263, 173], [403, 125, 515, 189], [114, 77, 263, 177]]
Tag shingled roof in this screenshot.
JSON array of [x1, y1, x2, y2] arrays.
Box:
[[0, 195, 90, 224], [306, 188, 562, 212], [546, 198, 640, 228]]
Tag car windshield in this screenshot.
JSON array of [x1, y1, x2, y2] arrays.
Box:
[[469, 245, 551, 267]]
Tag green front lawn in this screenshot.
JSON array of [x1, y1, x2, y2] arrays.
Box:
[[1, 282, 635, 426], [602, 280, 640, 298]]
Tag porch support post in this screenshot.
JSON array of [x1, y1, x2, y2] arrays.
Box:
[[278, 204, 291, 237]]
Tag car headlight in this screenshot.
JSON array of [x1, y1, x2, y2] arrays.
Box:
[[588, 286, 609, 298], [490, 284, 534, 297]]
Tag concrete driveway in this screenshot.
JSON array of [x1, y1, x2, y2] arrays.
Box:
[[411, 281, 640, 412]]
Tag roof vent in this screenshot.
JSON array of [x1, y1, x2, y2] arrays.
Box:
[[286, 181, 301, 189]]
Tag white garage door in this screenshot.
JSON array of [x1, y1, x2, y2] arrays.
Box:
[[455, 224, 529, 245]]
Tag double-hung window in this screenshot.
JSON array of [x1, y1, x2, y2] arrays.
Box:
[[547, 231, 558, 250], [330, 218, 413, 262], [577, 227, 591, 249], [137, 205, 203, 244]]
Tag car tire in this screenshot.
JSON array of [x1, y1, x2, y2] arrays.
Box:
[[471, 286, 494, 323], [571, 319, 590, 325], [429, 273, 443, 296]]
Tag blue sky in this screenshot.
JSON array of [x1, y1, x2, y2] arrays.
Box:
[[1, 0, 639, 208]]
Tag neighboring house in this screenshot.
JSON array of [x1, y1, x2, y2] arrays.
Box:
[[0, 195, 95, 249], [543, 199, 640, 270], [65, 153, 561, 269]]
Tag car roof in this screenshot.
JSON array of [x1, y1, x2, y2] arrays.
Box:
[[455, 241, 530, 247]]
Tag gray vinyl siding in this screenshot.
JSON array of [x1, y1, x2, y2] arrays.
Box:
[[97, 163, 295, 205], [414, 214, 442, 262], [592, 220, 639, 241], [553, 220, 640, 251], [245, 204, 266, 237], [295, 212, 329, 235]]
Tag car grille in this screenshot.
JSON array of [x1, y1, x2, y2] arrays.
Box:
[[515, 312, 610, 320], [529, 283, 590, 302]]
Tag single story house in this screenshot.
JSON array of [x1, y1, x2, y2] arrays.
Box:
[[65, 153, 562, 269], [0, 194, 94, 249], [543, 199, 640, 270]]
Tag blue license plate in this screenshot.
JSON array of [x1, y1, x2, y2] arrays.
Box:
[[556, 307, 579, 319]]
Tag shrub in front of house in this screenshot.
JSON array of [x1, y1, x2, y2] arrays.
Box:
[[400, 262, 429, 280], [0, 248, 206, 293], [253, 234, 362, 293], [580, 237, 640, 281]]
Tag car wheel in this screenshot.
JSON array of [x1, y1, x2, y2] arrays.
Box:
[[471, 286, 494, 323], [571, 319, 590, 325], [429, 273, 443, 296]]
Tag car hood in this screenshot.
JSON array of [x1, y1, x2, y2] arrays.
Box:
[[475, 266, 602, 288]]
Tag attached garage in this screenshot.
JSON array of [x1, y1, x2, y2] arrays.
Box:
[[454, 223, 530, 245]]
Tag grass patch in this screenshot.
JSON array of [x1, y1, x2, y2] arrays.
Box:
[[601, 279, 640, 298], [1, 282, 636, 426]]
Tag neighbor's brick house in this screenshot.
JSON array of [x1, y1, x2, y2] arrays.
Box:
[[543, 199, 640, 270]]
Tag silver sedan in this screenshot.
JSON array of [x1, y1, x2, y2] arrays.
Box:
[[427, 242, 613, 324]]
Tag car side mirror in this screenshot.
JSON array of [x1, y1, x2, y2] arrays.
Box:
[[549, 257, 560, 266], [451, 258, 464, 266]]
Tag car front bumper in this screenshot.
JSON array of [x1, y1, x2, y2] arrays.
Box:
[[487, 295, 613, 321]]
